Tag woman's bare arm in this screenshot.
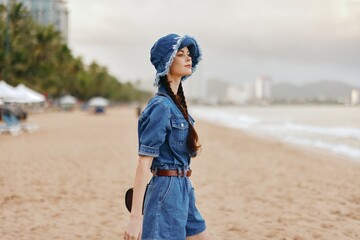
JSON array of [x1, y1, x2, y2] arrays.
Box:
[[131, 155, 153, 218], [124, 155, 153, 240]]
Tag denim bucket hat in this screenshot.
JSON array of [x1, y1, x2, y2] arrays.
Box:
[[150, 33, 202, 87]]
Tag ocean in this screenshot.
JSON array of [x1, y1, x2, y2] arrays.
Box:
[[190, 105, 360, 163]]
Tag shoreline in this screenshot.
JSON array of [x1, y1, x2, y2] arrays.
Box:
[[194, 118, 360, 239], [191, 105, 360, 164], [201, 118, 359, 164]]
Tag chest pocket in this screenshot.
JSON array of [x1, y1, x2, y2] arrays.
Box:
[[170, 117, 189, 150]]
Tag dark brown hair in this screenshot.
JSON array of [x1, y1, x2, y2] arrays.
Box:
[[160, 76, 201, 156]]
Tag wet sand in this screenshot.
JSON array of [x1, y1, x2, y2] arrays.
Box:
[[1, 107, 359, 239]]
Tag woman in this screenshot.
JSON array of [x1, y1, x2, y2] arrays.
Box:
[[124, 34, 210, 240]]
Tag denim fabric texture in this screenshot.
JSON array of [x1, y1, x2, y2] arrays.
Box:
[[138, 85, 196, 169], [142, 176, 206, 240], [138, 85, 206, 239], [150, 33, 202, 87]]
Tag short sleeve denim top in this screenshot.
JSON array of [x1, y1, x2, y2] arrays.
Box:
[[138, 85, 195, 170]]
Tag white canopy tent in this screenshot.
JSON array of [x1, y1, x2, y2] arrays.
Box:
[[15, 84, 46, 103], [59, 95, 77, 105], [0, 80, 24, 102], [88, 97, 109, 107]]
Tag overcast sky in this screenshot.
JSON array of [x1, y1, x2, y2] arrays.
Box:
[[67, 0, 360, 87]]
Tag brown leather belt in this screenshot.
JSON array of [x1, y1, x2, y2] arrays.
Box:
[[152, 169, 192, 177]]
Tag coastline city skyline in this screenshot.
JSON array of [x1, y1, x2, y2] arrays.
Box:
[[2, 0, 359, 104]]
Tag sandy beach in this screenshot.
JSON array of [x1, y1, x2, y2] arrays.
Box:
[[1, 107, 359, 240]]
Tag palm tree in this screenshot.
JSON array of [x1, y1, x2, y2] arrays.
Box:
[[0, 2, 149, 102]]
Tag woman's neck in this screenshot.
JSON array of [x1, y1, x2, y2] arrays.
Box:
[[166, 74, 181, 94]]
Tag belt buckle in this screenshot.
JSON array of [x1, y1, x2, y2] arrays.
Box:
[[185, 169, 192, 177]]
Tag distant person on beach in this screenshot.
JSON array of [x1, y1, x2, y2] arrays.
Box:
[[1, 103, 22, 125], [124, 34, 210, 240], [136, 105, 142, 118]]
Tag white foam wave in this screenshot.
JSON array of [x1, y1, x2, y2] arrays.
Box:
[[191, 107, 360, 162], [285, 137, 360, 162]]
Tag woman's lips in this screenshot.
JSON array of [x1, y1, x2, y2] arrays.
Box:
[[185, 65, 192, 68]]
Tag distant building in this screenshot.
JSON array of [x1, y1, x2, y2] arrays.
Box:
[[11, 0, 69, 43], [255, 76, 272, 101], [243, 82, 255, 101], [351, 89, 360, 105], [225, 83, 253, 105]]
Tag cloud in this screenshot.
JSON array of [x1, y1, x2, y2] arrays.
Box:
[[68, 0, 360, 86]]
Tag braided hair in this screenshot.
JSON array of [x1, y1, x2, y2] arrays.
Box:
[[160, 76, 201, 156]]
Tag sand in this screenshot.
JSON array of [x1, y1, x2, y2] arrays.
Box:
[[1, 107, 359, 240]]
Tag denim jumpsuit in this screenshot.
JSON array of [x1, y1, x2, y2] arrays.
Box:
[[138, 85, 206, 240]]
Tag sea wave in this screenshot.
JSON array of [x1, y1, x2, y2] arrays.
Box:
[[285, 137, 360, 162], [191, 106, 360, 162]]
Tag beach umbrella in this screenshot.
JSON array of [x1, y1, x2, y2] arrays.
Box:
[[88, 97, 109, 107], [59, 95, 77, 105], [15, 84, 46, 103], [0, 80, 24, 102]]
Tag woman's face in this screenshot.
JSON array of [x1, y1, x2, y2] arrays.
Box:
[[169, 46, 192, 77]]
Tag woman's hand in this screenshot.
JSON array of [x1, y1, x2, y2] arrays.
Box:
[[123, 215, 143, 240]]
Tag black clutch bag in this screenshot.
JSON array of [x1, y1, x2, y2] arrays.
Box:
[[125, 184, 149, 214]]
